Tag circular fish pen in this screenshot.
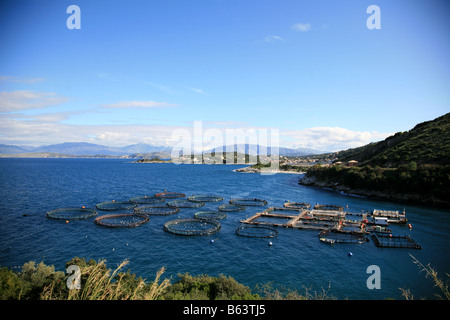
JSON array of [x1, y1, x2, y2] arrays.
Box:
[[319, 229, 368, 244], [313, 204, 344, 211], [46, 207, 97, 220], [236, 225, 278, 238], [134, 205, 180, 216], [167, 199, 205, 208], [95, 200, 137, 211], [218, 204, 246, 212], [94, 213, 149, 228], [194, 211, 226, 220], [229, 198, 268, 206], [283, 202, 311, 210], [163, 218, 221, 236], [155, 191, 186, 199], [187, 195, 223, 203], [129, 196, 165, 205]]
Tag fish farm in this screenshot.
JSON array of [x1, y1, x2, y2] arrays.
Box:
[[46, 207, 97, 220], [163, 218, 221, 236], [134, 204, 180, 216], [45, 190, 421, 249], [94, 213, 149, 228]]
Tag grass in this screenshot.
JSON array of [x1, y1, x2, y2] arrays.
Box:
[[399, 255, 450, 300], [1, 255, 447, 300], [41, 259, 170, 300]]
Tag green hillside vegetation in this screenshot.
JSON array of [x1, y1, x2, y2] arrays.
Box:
[[302, 113, 450, 207], [0, 257, 335, 300], [335, 113, 450, 167]]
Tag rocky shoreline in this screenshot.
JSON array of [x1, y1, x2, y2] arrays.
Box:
[[299, 175, 450, 208], [234, 166, 305, 174]]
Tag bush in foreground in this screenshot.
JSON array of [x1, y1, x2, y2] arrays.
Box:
[[1, 256, 447, 300]]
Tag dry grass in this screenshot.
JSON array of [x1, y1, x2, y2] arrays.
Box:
[[400, 254, 449, 300], [41, 259, 170, 300]]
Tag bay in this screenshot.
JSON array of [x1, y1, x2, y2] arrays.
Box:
[[0, 158, 449, 300]]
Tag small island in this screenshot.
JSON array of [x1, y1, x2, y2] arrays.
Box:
[[133, 157, 171, 163]]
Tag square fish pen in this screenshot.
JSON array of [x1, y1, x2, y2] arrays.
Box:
[[290, 218, 337, 230], [247, 214, 294, 227], [319, 229, 369, 244], [371, 234, 422, 249], [241, 207, 299, 227], [308, 209, 346, 221]]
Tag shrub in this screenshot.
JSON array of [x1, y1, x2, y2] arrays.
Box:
[[163, 273, 259, 300]]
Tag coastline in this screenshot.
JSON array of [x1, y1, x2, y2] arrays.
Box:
[[299, 175, 450, 209], [234, 165, 305, 174]]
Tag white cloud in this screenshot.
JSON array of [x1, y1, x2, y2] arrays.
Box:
[[0, 115, 182, 147], [102, 100, 178, 109], [281, 127, 392, 152], [0, 90, 69, 112], [190, 88, 206, 95], [0, 108, 392, 153], [0, 76, 45, 84], [143, 82, 178, 95], [291, 23, 311, 32], [264, 35, 285, 43]]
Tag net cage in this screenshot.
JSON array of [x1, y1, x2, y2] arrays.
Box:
[[46, 207, 97, 220], [134, 205, 180, 216], [313, 204, 344, 211], [229, 198, 268, 206], [168, 199, 205, 208], [264, 207, 301, 216], [155, 191, 186, 199], [129, 196, 165, 205], [163, 218, 221, 236], [319, 230, 368, 244], [236, 225, 279, 238], [250, 214, 293, 227], [194, 210, 226, 220], [371, 234, 422, 249], [187, 195, 224, 203], [94, 213, 149, 228], [96, 200, 138, 211], [292, 218, 337, 230], [218, 204, 246, 212], [283, 202, 311, 210]]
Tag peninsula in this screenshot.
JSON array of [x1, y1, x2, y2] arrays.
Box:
[[299, 113, 450, 208]]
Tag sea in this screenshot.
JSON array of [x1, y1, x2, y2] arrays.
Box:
[[0, 158, 449, 300]]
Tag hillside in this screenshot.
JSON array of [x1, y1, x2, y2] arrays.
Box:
[[334, 113, 450, 167], [300, 113, 450, 208]]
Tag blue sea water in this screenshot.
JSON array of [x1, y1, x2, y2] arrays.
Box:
[[0, 158, 449, 300]]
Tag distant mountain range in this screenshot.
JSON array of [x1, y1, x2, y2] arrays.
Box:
[[0, 142, 326, 157], [0, 142, 173, 157], [205, 144, 324, 157]]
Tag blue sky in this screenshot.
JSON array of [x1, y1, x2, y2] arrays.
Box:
[[0, 0, 449, 151]]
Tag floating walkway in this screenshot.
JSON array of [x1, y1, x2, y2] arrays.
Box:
[[240, 207, 361, 232], [240, 204, 422, 249], [242, 206, 365, 229]]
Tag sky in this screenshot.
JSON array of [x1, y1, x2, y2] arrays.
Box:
[[0, 0, 449, 152]]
